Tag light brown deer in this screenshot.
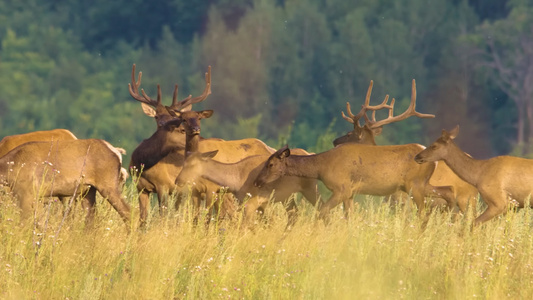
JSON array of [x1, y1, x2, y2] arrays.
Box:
[[254, 143, 438, 222], [175, 150, 318, 228], [0, 139, 131, 229], [0, 129, 77, 158], [334, 80, 478, 212], [0, 129, 129, 217], [128, 65, 277, 226], [415, 125, 533, 226]]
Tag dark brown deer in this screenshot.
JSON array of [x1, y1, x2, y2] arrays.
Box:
[[415, 126, 533, 226], [128, 65, 277, 226], [254, 143, 437, 222], [334, 80, 478, 212], [0, 139, 131, 229], [128, 64, 214, 225]]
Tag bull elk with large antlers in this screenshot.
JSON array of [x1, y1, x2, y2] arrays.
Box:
[[334, 80, 478, 212], [415, 126, 533, 226], [0, 139, 131, 229], [128, 65, 278, 226], [254, 143, 439, 222]]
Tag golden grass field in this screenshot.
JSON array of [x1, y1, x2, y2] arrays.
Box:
[[1, 182, 533, 300]]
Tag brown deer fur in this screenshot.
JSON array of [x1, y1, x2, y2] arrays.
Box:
[[415, 126, 533, 225], [175, 150, 318, 227], [254, 144, 436, 221], [0, 129, 77, 157], [333, 80, 478, 212], [0, 139, 131, 229]]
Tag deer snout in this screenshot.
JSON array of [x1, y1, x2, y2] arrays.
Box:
[[253, 178, 264, 188], [190, 126, 201, 135]]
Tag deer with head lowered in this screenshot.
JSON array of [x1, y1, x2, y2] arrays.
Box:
[[0, 129, 129, 216], [175, 148, 318, 228], [128, 65, 281, 227], [334, 80, 478, 213], [415, 125, 533, 226], [0, 139, 131, 230]]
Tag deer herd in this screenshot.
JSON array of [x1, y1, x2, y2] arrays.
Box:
[[0, 65, 531, 232]]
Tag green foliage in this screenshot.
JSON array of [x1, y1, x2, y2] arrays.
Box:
[[0, 0, 527, 157]]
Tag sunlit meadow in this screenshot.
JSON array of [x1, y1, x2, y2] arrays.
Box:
[[1, 180, 533, 300]]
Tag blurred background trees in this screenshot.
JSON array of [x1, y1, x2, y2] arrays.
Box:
[[0, 0, 528, 159]]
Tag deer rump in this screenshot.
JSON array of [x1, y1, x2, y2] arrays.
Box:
[[0, 139, 130, 223]]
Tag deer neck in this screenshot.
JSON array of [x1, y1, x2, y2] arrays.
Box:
[[285, 155, 321, 179], [441, 142, 485, 186], [185, 133, 200, 153]]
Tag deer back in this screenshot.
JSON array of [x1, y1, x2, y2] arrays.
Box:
[[0, 129, 77, 158]]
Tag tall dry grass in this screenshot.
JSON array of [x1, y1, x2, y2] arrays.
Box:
[[1, 183, 533, 299]]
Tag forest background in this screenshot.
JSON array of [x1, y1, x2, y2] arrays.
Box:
[[0, 0, 530, 159]]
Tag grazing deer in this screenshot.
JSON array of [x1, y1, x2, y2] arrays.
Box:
[[0, 129, 129, 217], [334, 80, 478, 212], [415, 125, 533, 226], [0, 139, 131, 229], [128, 65, 277, 226], [254, 143, 437, 222], [175, 150, 318, 228]]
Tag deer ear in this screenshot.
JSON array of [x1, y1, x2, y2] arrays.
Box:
[[180, 104, 193, 112], [141, 103, 156, 117], [200, 110, 214, 119], [448, 125, 459, 139], [279, 145, 291, 159], [167, 108, 182, 118], [203, 150, 218, 159], [372, 127, 383, 136]]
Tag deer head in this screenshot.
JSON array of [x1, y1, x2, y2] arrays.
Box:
[[333, 80, 435, 146], [128, 64, 213, 131], [253, 145, 290, 188], [128, 64, 214, 169], [414, 125, 460, 164]]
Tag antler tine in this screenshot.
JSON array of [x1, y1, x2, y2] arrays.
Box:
[[340, 80, 375, 127], [368, 79, 435, 129], [128, 64, 160, 107], [341, 102, 355, 124], [364, 95, 392, 125], [171, 65, 212, 111], [141, 84, 162, 106], [171, 84, 179, 107]]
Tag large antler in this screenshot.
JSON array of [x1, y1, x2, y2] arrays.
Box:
[[169, 66, 212, 112], [128, 64, 163, 107], [341, 79, 434, 129]]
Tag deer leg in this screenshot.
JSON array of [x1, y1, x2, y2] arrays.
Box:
[[342, 197, 353, 220], [457, 193, 478, 215], [156, 188, 170, 218], [300, 180, 319, 207], [425, 184, 456, 209], [285, 198, 299, 230], [99, 187, 131, 230], [138, 190, 151, 228], [474, 192, 507, 226], [243, 196, 265, 228], [82, 187, 97, 229], [318, 190, 349, 223]]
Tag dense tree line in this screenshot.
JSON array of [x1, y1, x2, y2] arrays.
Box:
[[0, 0, 529, 159]]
